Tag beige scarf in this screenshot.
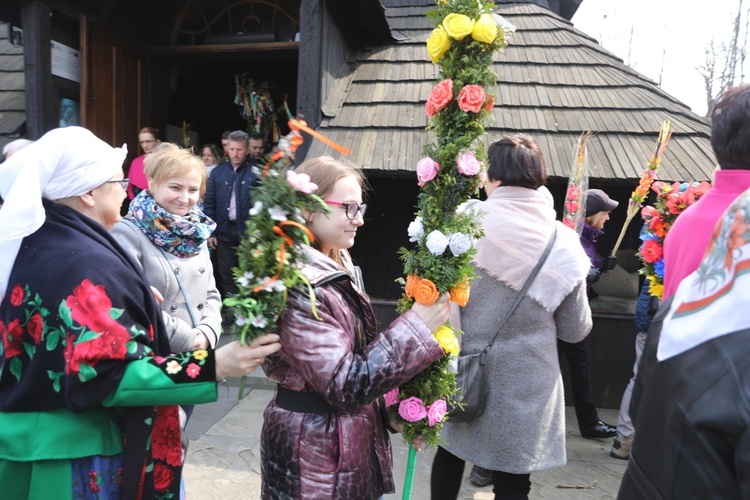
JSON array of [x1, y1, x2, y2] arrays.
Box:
[[467, 186, 590, 312]]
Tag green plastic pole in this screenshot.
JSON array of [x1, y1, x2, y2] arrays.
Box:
[[402, 444, 417, 499]]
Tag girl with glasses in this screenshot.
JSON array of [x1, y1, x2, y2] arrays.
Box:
[[260, 156, 451, 499]]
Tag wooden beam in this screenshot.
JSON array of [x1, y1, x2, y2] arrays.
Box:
[[148, 41, 299, 56], [21, 0, 56, 138], [295, 0, 322, 162]]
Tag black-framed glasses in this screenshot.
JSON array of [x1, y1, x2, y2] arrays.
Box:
[[106, 178, 129, 190], [324, 200, 367, 219]]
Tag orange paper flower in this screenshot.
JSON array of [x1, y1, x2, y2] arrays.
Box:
[[449, 280, 470, 307], [414, 278, 440, 305], [405, 274, 420, 299]]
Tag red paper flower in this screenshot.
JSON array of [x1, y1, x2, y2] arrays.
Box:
[[9, 285, 24, 307], [425, 79, 453, 116], [27, 313, 44, 344], [565, 201, 579, 214], [640, 239, 663, 263], [666, 190, 695, 215], [484, 95, 495, 111], [1, 319, 23, 358], [457, 84, 486, 113]]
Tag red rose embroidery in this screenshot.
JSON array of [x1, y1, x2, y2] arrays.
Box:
[[27, 313, 44, 344], [64, 333, 79, 374], [152, 463, 174, 492], [151, 406, 183, 466], [72, 324, 130, 368], [66, 279, 119, 333], [2, 319, 23, 358], [9, 285, 24, 307]]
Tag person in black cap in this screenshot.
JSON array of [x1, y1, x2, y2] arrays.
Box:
[[558, 188, 619, 439]]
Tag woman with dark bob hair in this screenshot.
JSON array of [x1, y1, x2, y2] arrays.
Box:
[[431, 134, 593, 499]]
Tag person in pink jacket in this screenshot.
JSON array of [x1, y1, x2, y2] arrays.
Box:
[[126, 126, 161, 201], [663, 83, 750, 299], [260, 156, 451, 499]]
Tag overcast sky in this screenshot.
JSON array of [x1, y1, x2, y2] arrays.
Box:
[[572, 0, 743, 117]]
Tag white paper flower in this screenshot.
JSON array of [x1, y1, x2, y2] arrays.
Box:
[[235, 315, 250, 326], [237, 271, 255, 287], [249, 201, 264, 216], [252, 315, 268, 328], [268, 206, 287, 221], [407, 216, 425, 243], [271, 281, 287, 292], [448, 232, 474, 257], [425, 230, 449, 256]]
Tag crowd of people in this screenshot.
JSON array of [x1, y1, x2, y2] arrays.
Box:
[[1, 82, 750, 499]]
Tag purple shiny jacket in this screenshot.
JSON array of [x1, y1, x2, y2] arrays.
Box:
[[260, 247, 444, 499]]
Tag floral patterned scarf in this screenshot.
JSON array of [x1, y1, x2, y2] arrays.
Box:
[[658, 187, 750, 361], [125, 190, 216, 258]]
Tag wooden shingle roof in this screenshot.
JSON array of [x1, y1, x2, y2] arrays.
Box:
[[307, 0, 715, 182], [0, 25, 25, 153]]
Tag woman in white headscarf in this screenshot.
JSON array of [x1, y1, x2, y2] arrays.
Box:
[[0, 127, 280, 499], [618, 188, 750, 499]]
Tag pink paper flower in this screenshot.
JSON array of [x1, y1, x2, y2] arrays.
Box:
[[426, 79, 454, 117], [398, 396, 428, 422], [456, 151, 481, 176], [384, 387, 400, 407], [427, 398, 447, 427], [286, 170, 319, 194], [566, 184, 579, 200], [457, 84, 486, 114], [417, 157, 441, 186]]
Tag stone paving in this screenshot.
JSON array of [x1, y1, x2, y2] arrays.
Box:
[[183, 376, 628, 499]]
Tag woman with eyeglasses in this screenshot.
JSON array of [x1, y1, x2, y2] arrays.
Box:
[[259, 156, 451, 499], [0, 127, 281, 499], [126, 126, 161, 201]]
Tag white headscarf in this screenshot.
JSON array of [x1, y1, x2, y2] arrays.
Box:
[[658, 188, 750, 361], [0, 126, 127, 300]]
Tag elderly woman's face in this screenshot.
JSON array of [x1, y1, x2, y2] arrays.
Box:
[[91, 171, 127, 230]]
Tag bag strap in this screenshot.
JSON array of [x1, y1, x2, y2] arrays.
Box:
[[159, 247, 198, 328], [483, 226, 557, 353]]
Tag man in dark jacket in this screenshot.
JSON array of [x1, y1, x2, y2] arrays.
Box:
[[204, 130, 258, 327], [618, 299, 750, 499]]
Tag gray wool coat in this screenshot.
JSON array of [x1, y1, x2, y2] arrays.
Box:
[[441, 269, 591, 473], [111, 219, 222, 352]]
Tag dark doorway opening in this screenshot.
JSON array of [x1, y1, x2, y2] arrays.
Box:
[[164, 57, 298, 152]]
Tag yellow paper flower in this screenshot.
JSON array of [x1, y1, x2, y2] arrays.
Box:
[[433, 326, 459, 356], [471, 13, 497, 44], [648, 279, 663, 299], [442, 13, 475, 41], [427, 26, 451, 64]]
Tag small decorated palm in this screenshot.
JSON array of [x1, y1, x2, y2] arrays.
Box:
[[224, 123, 330, 398]]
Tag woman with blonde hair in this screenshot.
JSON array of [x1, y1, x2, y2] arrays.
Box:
[[260, 156, 451, 499], [112, 143, 221, 354]]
